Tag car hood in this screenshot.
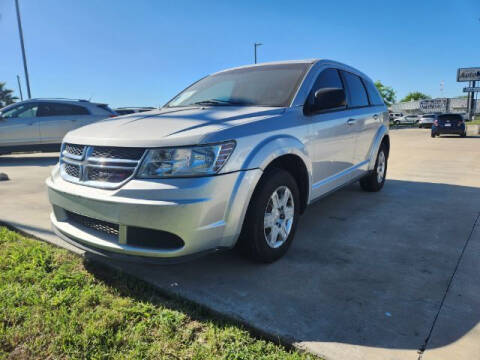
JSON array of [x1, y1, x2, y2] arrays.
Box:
[[64, 106, 285, 147]]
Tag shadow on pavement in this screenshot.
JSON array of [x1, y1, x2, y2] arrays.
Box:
[[0, 154, 59, 167], [81, 179, 480, 354]]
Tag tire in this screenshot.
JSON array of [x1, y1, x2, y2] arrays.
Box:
[[461, 132, 466, 138], [394, 120, 400, 126], [237, 167, 300, 263], [360, 143, 387, 192], [431, 132, 436, 138]]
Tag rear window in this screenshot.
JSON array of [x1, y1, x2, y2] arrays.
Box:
[[438, 114, 462, 122]]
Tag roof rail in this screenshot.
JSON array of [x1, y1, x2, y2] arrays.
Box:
[[29, 98, 90, 102]]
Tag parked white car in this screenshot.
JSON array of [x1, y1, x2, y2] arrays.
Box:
[[47, 59, 389, 263], [0, 99, 116, 155], [393, 114, 419, 126]]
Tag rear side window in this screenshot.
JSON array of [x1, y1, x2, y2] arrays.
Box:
[[97, 104, 116, 114], [306, 68, 345, 109], [363, 80, 384, 106], [341, 71, 369, 108], [38, 103, 90, 116]]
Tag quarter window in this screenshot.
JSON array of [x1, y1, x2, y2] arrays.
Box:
[[341, 71, 369, 108], [363, 80, 384, 106]]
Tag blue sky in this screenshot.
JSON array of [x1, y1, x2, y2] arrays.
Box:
[[1, 0, 479, 108]]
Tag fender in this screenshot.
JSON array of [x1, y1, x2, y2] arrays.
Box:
[[241, 134, 313, 176], [367, 124, 389, 170]]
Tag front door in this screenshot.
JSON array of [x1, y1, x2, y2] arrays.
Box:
[[0, 102, 40, 146], [306, 68, 357, 199]]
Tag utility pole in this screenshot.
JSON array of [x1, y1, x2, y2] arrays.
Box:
[[16, 75, 24, 101], [254, 42, 262, 64], [15, 0, 32, 99]]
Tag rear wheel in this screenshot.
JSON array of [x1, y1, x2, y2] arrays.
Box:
[[461, 131, 467, 137], [431, 132, 436, 138], [360, 143, 387, 192], [237, 168, 300, 263]]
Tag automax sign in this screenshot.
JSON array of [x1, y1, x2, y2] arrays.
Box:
[[419, 98, 448, 112], [457, 67, 480, 82]]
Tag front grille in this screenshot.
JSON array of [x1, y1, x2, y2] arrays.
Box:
[[86, 167, 134, 183], [64, 163, 80, 179], [66, 211, 119, 237], [64, 143, 85, 157], [91, 146, 145, 160], [60, 144, 146, 188]]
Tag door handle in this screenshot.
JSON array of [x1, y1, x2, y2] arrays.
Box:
[[347, 118, 356, 125]]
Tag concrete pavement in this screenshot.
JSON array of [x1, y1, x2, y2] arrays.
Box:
[[0, 128, 479, 360]]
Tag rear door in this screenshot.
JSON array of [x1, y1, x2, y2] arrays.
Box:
[[0, 102, 40, 146], [340, 71, 383, 168], [38, 102, 90, 144], [306, 68, 357, 198]]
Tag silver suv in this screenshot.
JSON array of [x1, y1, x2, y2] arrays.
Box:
[[0, 99, 116, 155], [47, 60, 389, 263]]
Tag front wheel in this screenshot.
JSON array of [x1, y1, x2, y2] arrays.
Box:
[[237, 168, 300, 263], [360, 144, 387, 192]]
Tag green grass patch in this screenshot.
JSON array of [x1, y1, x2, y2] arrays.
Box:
[[468, 119, 480, 125], [0, 227, 318, 360]]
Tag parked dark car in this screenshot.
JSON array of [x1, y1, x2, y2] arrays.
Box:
[[431, 113, 466, 138]]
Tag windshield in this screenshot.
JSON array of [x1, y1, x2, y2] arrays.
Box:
[[166, 63, 309, 108]]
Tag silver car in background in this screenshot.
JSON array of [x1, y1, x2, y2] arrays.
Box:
[[47, 59, 390, 263], [418, 114, 436, 128], [0, 98, 116, 155]]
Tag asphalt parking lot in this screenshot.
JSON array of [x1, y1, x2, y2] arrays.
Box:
[[1, 128, 479, 360]]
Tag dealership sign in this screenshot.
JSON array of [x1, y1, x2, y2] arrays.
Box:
[[463, 87, 480, 92], [457, 67, 480, 82], [419, 98, 448, 112]]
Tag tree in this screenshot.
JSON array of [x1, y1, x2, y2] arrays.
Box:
[[0, 82, 18, 108], [374, 81, 396, 106], [400, 92, 431, 102]]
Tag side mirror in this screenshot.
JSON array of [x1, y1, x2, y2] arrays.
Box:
[[305, 88, 346, 115]]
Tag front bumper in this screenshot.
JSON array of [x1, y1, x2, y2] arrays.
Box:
[[47, 167, 262, 259]]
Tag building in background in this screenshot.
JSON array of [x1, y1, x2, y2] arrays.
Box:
[[390, 97, 479, 116]]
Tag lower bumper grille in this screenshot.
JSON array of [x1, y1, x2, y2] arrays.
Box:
[[66, 211, 119, 236]]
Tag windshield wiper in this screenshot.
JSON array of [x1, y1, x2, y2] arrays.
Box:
[[192, 99, 248, 106]]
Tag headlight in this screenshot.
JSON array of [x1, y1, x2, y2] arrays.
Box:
[[136, 141, 235, 178]]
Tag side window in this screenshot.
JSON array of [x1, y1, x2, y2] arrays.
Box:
[[341, 71, 369, 108], [306, 68, 344, 110], [2, 103, 38, 118], [363, 80, 384, 106], [38, 103, 90, 116]]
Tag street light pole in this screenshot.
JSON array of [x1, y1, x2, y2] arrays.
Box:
[[15, 0, 32, 99], [254, 42, 262, 64], [16, 75, 24, 101]]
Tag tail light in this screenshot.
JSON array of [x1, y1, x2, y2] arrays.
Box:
[[433, 120, 438, 126], [109, 114, 116, 118]]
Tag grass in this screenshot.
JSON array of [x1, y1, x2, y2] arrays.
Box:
[[0, 227, 318, 360], [468, 119, 480, 125]]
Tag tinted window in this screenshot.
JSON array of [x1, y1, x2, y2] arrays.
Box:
[[306, 68, 345, 110], [363, 80, 384, 106], [97, 104, 115, 114], [38, 103, 89, 116], [167, 63, 309, 108], [2, 103, 38, 118], [341, 71, 369, 108], [438, 114, 462, 122], [115, 109, 135, 115]]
